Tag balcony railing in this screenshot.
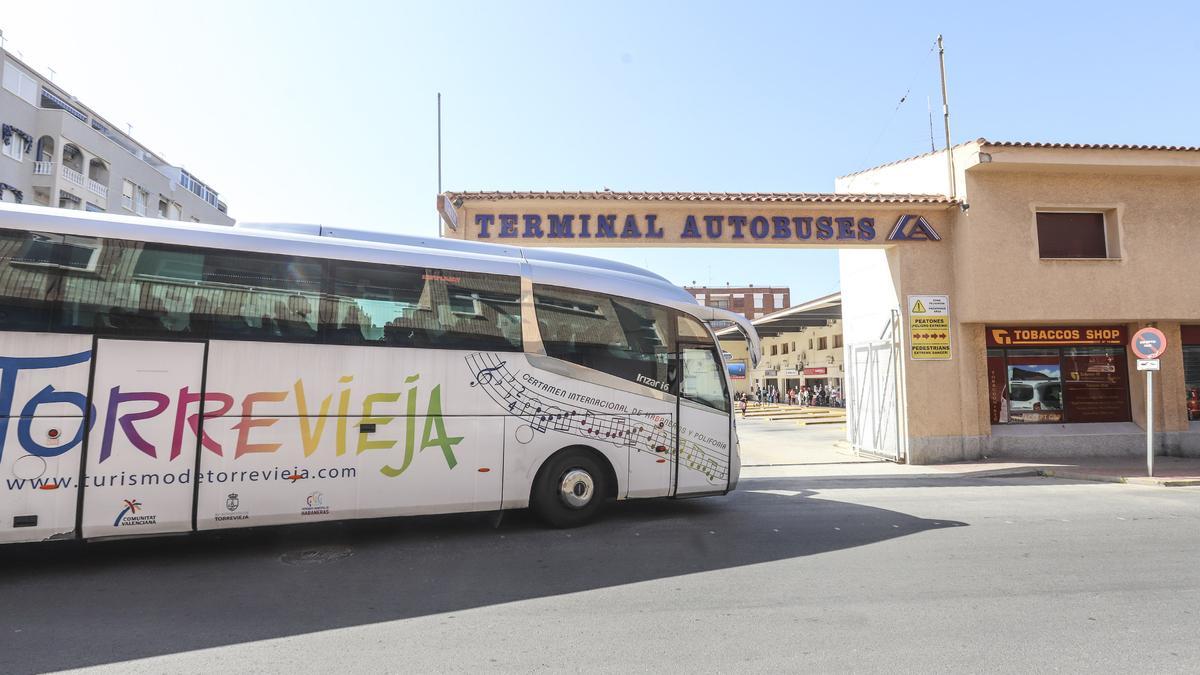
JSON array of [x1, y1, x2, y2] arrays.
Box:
[[61, 165, 86, 188], [86, 178, 108, 199], [33, 161, 54, 175]]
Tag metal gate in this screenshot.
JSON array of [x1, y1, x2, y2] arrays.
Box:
[[846, 313, 904, 461]]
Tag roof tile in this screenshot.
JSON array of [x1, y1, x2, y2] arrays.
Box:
[[443, 191, 954, 204]]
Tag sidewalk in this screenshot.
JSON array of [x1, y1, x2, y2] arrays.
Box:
[[743, 453, 1200, 487]]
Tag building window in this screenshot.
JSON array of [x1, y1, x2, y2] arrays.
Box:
[[770, 345, 778, 356], [695, 294, 705, 302], [2, 129, 25, 162], [753, 312, 763, 319], [782, 343, 789, 355], [58, 190, 81, 210], [3, 62, 39, 105], [753, 293, 764, 309], [134, 188, 148, 216], [158, 198, 169, 218], [1036, 212, 1109, 259], [85, 202, 103, 212], [809, 338, 814, 349], [122, 180, 135, 211], [833, 334, 843, 348], [773, 293, 785, 308], [1183, 327, 1200, 421]]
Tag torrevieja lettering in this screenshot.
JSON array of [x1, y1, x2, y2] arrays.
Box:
[[0, 352, 461, 477]]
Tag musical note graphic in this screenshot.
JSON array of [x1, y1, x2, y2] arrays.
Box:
[[465, 353, 730, 484], [470, 361, 507, 388]]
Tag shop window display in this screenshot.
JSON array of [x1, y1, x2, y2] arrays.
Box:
[[987, 332, 1130, 425]]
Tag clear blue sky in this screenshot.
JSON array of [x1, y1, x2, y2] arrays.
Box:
[[4, 1, 1198, 302]]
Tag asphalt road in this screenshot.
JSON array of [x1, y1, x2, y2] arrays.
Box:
[[4, 467, 1200, 674]]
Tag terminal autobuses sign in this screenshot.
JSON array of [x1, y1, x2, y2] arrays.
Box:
[[986, 326, 1127, 347], [464, 212, 941, 244]]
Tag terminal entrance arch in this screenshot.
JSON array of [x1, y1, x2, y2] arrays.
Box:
[[437, 191, 961, 465]]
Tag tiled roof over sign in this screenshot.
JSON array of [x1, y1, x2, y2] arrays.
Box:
[[443, 191, 955, 204], [981, 139, 1200, 152], [841, 138, 1200, 178]]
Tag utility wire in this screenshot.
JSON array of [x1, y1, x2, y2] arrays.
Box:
[[842, 40, 938, 192]]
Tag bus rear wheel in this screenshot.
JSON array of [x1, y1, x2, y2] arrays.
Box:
[[532, 451, 607, 528]]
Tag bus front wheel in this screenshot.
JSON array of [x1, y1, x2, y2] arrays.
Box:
[[532, 450, 607, 528]]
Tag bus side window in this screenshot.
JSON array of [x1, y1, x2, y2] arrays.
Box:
[[533, 284, 674, 391], [0, 230, 66, 332], [328, 261, 522, 352]]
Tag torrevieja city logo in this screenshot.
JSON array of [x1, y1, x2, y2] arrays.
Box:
[[113, 499, 156, 527], [215, 492, 249, 522]]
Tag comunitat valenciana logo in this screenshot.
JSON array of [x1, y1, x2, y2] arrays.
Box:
[[301, 492, 329, 516], [113, 499, 156, 528]]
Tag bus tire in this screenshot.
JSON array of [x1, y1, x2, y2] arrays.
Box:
[[531, 449, 608, 528]]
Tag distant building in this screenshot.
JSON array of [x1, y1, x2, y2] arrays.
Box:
[[0, 47, 232, 225], [684, 285, 789, 328], [718, 292, 842, 396]]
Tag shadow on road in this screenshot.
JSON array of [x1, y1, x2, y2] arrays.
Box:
[[0, 478, 963, 673]]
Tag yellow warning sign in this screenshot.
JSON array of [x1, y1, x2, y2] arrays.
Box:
[[907, 295, 951, 360]]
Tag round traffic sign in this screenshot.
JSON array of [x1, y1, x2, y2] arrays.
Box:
[[1130, 327, 1167, 360]]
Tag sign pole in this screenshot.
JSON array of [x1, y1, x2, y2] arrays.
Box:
[[1130, 326, 1166, 478], [1146, 368, 1154, 477]]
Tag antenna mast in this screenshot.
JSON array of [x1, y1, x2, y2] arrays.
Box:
[[437, 92, 442, 235], [937, 35, 956, 200]]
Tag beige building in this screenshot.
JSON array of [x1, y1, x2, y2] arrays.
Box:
[[1, 48, 231, 225], [438, 138, 1200, 463], [718, 293, 843, 397]]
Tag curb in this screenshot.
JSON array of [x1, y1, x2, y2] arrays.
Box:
[[1037, 469, 1200, 487]]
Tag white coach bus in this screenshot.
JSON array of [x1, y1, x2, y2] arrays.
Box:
[[0, 203, 760, 543]]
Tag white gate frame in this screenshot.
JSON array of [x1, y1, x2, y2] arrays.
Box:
[[846, 310, 906, 462]]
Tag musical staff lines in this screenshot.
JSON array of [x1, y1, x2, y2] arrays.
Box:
[[466, 353, 728, 483]]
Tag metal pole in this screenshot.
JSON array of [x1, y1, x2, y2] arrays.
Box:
[[437, 92, 442, 235], [1147, 369, 1154, 477], [937, 35, 956, 201]]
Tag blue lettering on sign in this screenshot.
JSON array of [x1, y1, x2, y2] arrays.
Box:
[[595, 215, 617, 238], [729, 216, 748, 239], [468, 213, 936, 243], [498, 214, 519, 238], [704, 215, 723, 238], [0, 351, 94, 462], [547, 214, 575, 238], [644, 214, 663, 239]]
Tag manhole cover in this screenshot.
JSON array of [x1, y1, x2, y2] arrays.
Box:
[[280, 546, 354, 566]]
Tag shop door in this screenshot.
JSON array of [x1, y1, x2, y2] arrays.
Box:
[[674, 344, 734, 496], [80, 339, 206, 538]]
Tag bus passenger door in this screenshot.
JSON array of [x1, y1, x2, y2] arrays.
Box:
[[675, 344, 733, 496], [81, 339, 206, 538]]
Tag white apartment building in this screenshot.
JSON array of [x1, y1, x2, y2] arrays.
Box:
[[0, 48, 231, 225]]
